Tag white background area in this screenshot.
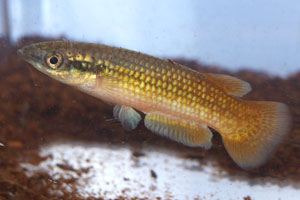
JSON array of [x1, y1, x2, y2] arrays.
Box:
[[21, 142, 300, 200], [0, 0, 300, 76]]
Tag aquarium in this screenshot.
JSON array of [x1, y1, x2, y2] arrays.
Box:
[[0, 0, 300, 199]]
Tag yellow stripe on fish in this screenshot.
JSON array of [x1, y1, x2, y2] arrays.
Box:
[[17, 41, 291, 170]]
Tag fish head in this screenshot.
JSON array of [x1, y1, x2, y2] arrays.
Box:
[[17, 41, 97, 87]]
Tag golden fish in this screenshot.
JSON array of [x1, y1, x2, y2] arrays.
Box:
[[17, 41, 291, 170]]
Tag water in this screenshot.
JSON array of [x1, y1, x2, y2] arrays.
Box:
[[0, 1, 300, 199]]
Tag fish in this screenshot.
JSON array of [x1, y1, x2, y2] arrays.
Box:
[[17, 41, 291, 170]]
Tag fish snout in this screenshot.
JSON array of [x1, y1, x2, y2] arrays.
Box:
[[17, 48, 24, 57], [17, 47, 31, 60], [17, 46, 41, 63]]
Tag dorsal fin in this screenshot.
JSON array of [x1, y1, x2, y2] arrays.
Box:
[[205, 73, 251, 97]]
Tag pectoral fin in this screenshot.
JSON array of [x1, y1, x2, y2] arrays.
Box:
[[113, 105, 142, 131], [205, 73, 251, 97], [144, 113, 213, 149]]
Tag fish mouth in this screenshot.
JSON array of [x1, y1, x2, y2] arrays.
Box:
[[17, 47, 41, 64], [17, 48, 26, 59]]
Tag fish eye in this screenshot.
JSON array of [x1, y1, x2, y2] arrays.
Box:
[[45, 52, 63, 70]]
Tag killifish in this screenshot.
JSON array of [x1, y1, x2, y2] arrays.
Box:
[[17, 41, 291, 170]]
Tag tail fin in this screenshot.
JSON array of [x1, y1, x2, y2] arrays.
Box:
[[222, 101, 291, 170]]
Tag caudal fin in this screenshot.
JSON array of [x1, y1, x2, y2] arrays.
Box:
[[222, 101, 291, 170]]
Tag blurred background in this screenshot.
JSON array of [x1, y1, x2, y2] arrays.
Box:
[[1, 0, 300, 76]]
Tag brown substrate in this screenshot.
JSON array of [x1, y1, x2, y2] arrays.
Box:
[[0, 37, 299, 199]]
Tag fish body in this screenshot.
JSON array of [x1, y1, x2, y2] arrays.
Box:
[[18, 41, 291, 169]]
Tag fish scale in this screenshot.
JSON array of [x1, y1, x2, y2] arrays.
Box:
[[82, 47, 230, 127], [18, 41, 291, 170]]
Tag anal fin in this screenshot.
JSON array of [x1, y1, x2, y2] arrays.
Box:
[[144, 113, 213, 149], [113, 105, 142, 131], [205, 73, 251, 97]]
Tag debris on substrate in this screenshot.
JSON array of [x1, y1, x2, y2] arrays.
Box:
[[0, 37, 299, 199]]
